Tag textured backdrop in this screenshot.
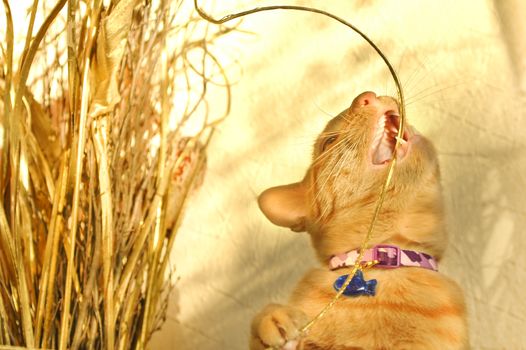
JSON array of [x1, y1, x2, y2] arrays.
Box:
[[152, 1, 526, 348]]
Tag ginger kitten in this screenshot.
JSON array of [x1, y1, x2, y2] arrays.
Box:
[[250, 92, 468, 350]]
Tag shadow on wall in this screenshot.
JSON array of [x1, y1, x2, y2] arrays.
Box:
[[434, 79, 526, 347], [443, 141, 526, 347], [494, 0, 526, 93]]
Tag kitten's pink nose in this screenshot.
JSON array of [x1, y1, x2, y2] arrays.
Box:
[[351, 91, 378, 110]]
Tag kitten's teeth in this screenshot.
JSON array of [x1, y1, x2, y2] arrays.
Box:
[[395, 136, 407, 144]]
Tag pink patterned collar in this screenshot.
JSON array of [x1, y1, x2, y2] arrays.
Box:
[[329, 244, 438, 271]]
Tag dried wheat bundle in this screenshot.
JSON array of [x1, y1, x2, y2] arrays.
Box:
[[0, 0, 233, 348]]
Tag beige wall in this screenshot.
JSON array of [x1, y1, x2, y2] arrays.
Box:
[[152, 0, 526, 348]]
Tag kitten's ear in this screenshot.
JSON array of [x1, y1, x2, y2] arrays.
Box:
[[258, 182, 308, 232]]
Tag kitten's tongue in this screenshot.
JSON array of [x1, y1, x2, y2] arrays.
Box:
[[373, 136, 396, 164]]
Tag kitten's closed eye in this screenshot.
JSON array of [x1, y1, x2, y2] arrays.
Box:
[[321, 135, 338, 152]]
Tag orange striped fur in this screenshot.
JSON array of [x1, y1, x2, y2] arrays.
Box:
[[251, 92, 468, 350]]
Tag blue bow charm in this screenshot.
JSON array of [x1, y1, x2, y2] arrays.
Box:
[[333, 270, 377, 297]]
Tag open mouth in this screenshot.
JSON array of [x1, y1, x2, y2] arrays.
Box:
[[371, 113, 410, 165]]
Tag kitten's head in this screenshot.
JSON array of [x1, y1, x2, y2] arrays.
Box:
[[258, 92, 445, 261]]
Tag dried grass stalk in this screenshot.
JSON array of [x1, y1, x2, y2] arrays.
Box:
[[0, 0, 234, 348]]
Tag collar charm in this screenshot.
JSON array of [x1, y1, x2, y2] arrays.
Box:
[[333, 270, 377, 297]]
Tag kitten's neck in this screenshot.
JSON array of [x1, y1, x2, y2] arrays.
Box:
[[310, 187, 447, 263]]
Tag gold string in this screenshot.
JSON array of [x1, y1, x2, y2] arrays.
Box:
[[193, 2, 406, 348]]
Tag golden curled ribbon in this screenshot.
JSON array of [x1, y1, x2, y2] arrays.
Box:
[[193, 2, 406, 348]]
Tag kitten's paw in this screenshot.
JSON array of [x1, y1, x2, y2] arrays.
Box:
[[250, 304, 308, 350]]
